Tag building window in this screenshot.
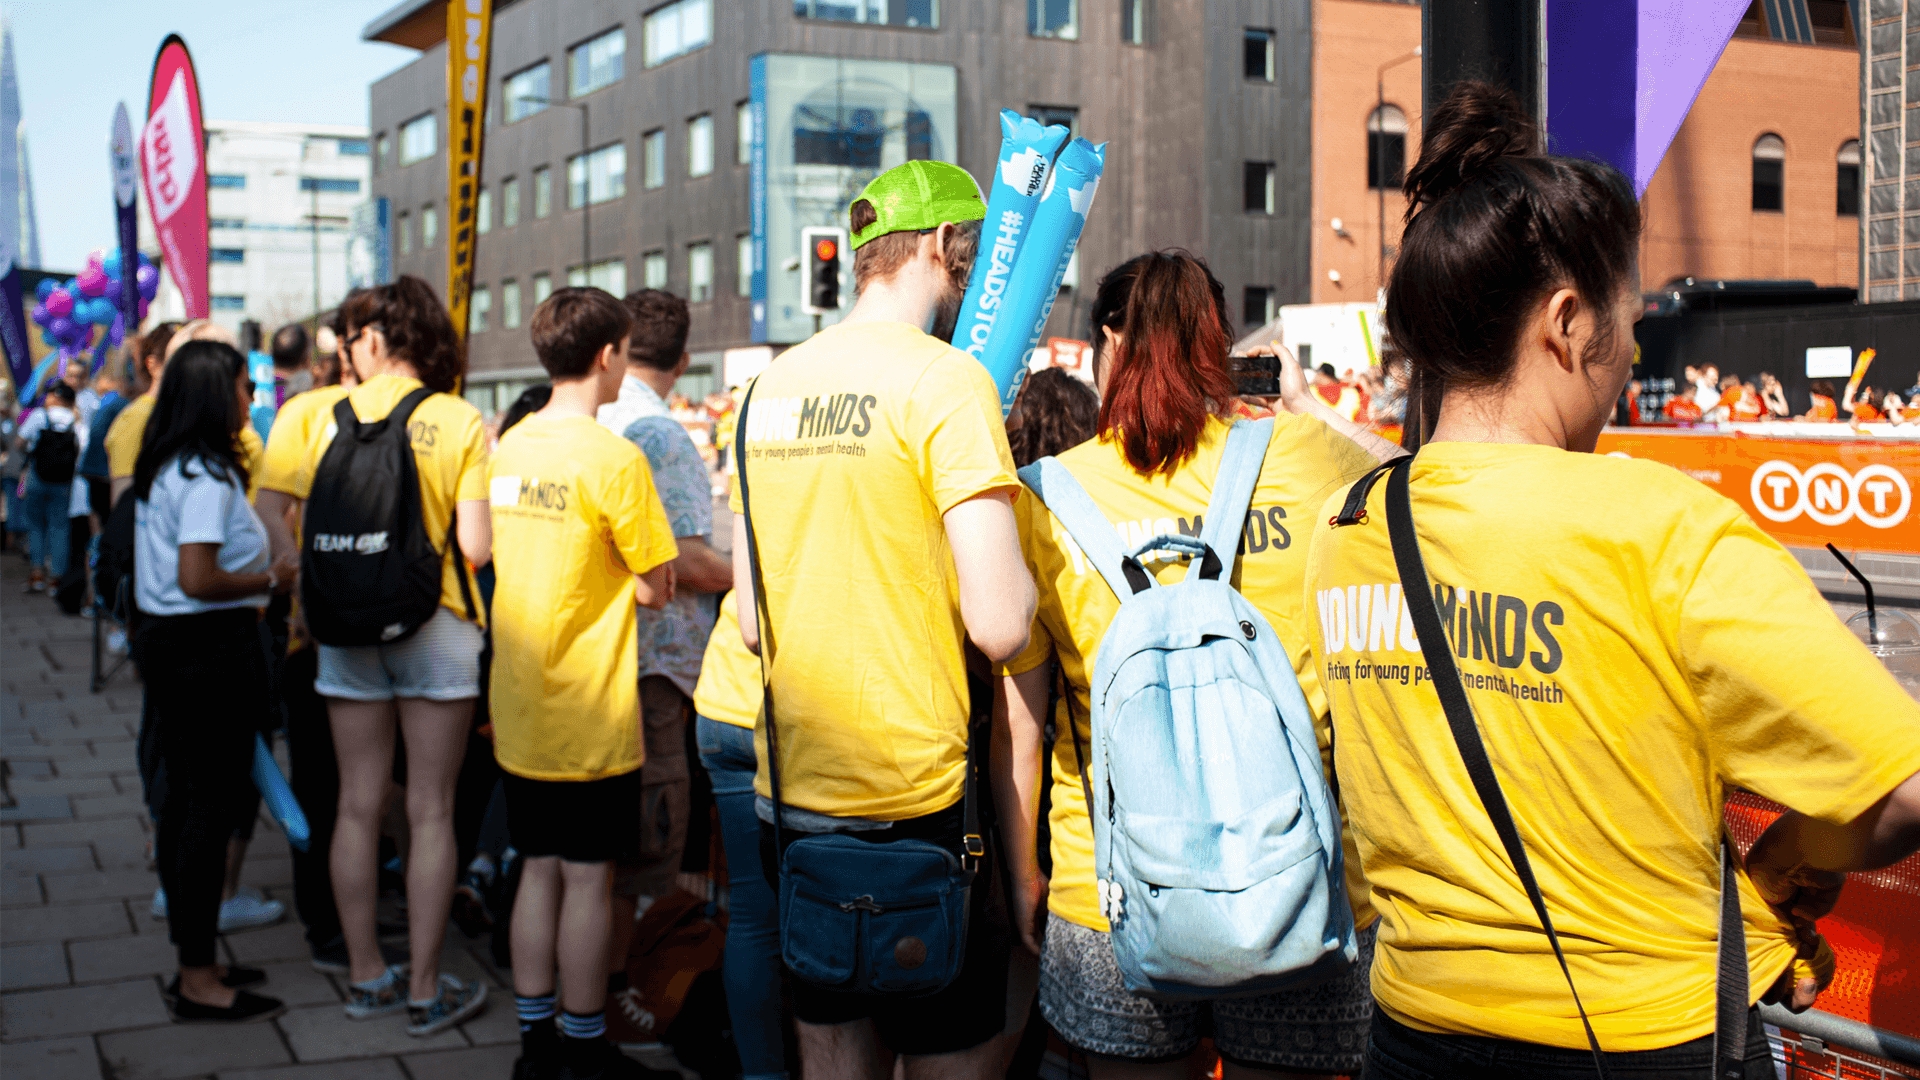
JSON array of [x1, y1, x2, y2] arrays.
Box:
[[688, 114, 714, 177], [570, 27, 626, 97], [644, 0, 711, 67], [210, 218, 245, 230], [398, 211, 412, 255], [1368, 105, 1407, 190], [534, 166, 553, 218], [1752, 133, 1784, 212], [796, 106, 933, 167], [299, 177, 362, 194], [210, 248, 245, 264], [477, 188, 492, 235], [1244, 286, 1274, 330], [1029, 106, 1078, 138], [1245, 29, 1275, 81], [737, 233, 753, 297], [1836, 140, 1861, 216], [211, 295, 247, 311], [533, 272, 553, 305], [687, 241, 714, 302], [502, 280, 523, 329], [338, 138, 370, 156], [568, 258, 627, 295], [502, 177, 520, 227], [375, 133, 390, 169], [209, 174, 246, 190], [1122, 0, 1147, 43], [400, 113, 438, 165], [505, 62, 551, 122], [469, 286, 491, 335], [568, 143, 628, 207], [643, 251, 668, 290], [793, 0, 937, 27], [1244, 162, 1275, 214], [1061, 248, 1080, 290], [422, 204, 439, 247], [644, 129, 667, 188], [736, 101, 754, 165], [1030, 0, 1078, 38]]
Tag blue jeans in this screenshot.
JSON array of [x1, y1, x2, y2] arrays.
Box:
[[696, 715, 788, 1080], [18, 471, 70, 577], [1365, 1002, 1775, 1079]]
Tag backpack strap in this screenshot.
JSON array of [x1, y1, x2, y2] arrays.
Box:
[[1187, 418, 1274, 583], [1017, 458, 1154, 600], [1331, 460, 1396, 527]]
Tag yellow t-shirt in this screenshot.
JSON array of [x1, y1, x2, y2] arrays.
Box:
[[107, 392, 265, 494], [284, 374, 491, 623], [487, 414, 679, 781], [1003, 415, 1380, 933], [1303, 441, 1920, 1051], [727, 320, 1019, 821], [693, 593, 763, 730], [257, 386, 351, 497]]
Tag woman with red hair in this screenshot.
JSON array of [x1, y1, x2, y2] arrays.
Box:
[[990, 251, 1398, 1078]]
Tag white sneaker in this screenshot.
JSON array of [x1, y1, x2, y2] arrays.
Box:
[[150, 884, 269, 922], [218, 892, 285, 932]]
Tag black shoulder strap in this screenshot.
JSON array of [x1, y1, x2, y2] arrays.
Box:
[[1332, 459, 1396, 527]]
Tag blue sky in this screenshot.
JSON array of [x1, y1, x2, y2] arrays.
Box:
[[7, 0, 418, 271]]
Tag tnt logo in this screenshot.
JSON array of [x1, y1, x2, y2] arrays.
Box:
[[1750, 461, 1910, 529]]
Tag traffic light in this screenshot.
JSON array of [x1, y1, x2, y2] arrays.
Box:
[[801, 226, 846, 315]]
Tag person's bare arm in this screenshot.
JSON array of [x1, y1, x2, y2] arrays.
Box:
[[255, 489, 300, 564], [732, 513, 759, 654], [1258, 342, 1407, 463], [943, 491, 1035, 664], [633, 561, 676, 611], [110, 475, 132, 505], [178, 543, 297, 602], [994, 666, 1052, 955], [455, 498, 491, 569], [670, 534, 733, 594]]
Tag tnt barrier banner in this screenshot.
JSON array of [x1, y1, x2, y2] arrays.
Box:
[[110, 103, 140, 345], [1595, 429, 1919, 554], [950, 111, 1069, 368], [0, 240, 26, 392], [140, 35, 208, 320], [980, 138, 1105, 414], [445, 0, 492, 340]]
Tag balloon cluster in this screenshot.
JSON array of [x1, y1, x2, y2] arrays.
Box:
[[30, 248, 158, 359]]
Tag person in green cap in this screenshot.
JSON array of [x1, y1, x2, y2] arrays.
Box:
[[726, 159, 1037, 1077]]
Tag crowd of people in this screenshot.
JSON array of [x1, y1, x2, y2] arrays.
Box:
[[3, 80, 1919, 1080], [1641, 361, 1917, 426]]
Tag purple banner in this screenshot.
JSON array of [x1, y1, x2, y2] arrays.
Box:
[[111, 103, 140, 348], [0, 245, 27, 393]]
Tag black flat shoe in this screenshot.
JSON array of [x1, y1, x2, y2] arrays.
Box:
[[163, 967, 267, 998], [167, 988, 286, 1024]]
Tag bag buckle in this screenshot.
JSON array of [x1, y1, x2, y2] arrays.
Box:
[[837, 895, 884, 914], [963, 833, 986, 858]]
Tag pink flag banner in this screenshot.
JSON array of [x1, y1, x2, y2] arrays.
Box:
[[139, 35, 208, 319]]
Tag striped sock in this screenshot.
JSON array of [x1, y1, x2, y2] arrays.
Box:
[[517, 994, 559, 1062], [516, 993, 558, 1030], [558, 1011, 606, 1041]]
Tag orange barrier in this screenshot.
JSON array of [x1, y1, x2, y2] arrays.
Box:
[[1595, 430, 1919, 555]]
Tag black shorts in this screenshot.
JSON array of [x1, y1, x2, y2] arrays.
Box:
[[503, 768, 643, 864], [760, 801, 1010, 1057]]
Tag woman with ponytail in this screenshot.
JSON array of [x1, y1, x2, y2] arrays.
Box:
[[991, 251, 1397, 1078], [1305, 83, 1920, 1078]]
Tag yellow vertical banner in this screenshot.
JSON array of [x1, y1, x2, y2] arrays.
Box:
[[446, 0, 491, 342]]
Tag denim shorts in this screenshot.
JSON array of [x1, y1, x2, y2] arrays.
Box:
[[315, 607, 483, 702], [1040, 916, 1376, 1072]]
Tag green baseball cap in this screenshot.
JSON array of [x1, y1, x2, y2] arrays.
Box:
[[850, 160, 986, 250]]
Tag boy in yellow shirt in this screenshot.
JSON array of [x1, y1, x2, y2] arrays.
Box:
[[487, 287, 681, 1080]]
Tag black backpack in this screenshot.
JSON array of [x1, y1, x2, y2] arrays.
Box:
[[95, 488, 138, 624], [30, 423, 78, 485], [300, 387, 474, 646]]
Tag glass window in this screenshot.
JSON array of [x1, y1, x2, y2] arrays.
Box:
[[793, 0, 937, 27], [375, 133, 390, 170], [533, 272, 553, 305], [644, 0, 712, 67], [210, 248, 245, 264], [422, 204, 439, 247], [299, 177, 361, 194], [568, 258, 627, 295], [338, 138, 370, 156], [1029, 0, 1078, 39], [209, 174, 246, 189], [503, 177, 520, 227], [502, 280, 523, 329], [644, 129, 667, 188], [737, 233, 754, 297], [1367, 105, 1407, 190], [688, 114, 714, 177], [796, 106, 935, 167], [1245, 29, 1274, 81], [1836, 139, 1861, 216], [1029, 106, 1078, 139], [1244, 162, 1274, 214], [1121, 0, 1146, 44], [737, 101, 753, 165], [688, 241, 713, 302], [534, 166, 553, 218], [1753, 133, 1784, 212], [400, 113, 438, 165], [210, 218, 245, 230], [211, 295, 247, 311], [570, 27, 626, 97], [477, 187, 492, 235], [644, 251, 668, 290], [469, 286, 491, 335], [505, 62, 552, 121], [568, 143, 628, 207], [1243, 286, 1274, 330], [1061, 248, 1080, 290], [398, 211, 412, 255]]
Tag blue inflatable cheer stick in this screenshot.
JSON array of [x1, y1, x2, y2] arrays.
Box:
[[252, 734, 310, 852], [950, 111, 1069, 370]]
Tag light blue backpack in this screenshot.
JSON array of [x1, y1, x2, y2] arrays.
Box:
[[1018, 418, 1356, 999]]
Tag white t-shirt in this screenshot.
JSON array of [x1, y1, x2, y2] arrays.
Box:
[[135, 453, 270, 616]]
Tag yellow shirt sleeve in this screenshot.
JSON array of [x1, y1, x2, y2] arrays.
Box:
[[1679, 515, 1920, 822], [609, 453, 680, 577], [909, 357, 1020, 515], [106, 395, 153, 481]]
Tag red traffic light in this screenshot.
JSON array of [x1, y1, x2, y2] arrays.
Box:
[[814, 238, 838, 262]]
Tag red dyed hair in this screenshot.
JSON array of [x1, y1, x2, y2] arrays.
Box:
[[1092, 252, 1237, 476]]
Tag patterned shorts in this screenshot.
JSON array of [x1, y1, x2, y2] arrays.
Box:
[[1039, 917, 1376, 1072]]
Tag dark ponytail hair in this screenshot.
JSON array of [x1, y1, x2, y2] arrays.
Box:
[[132, 339, 249, 501], [340, 275, 465, 393], [1387, 82, 1640, 448], [1090, 251, 1237, 477]]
